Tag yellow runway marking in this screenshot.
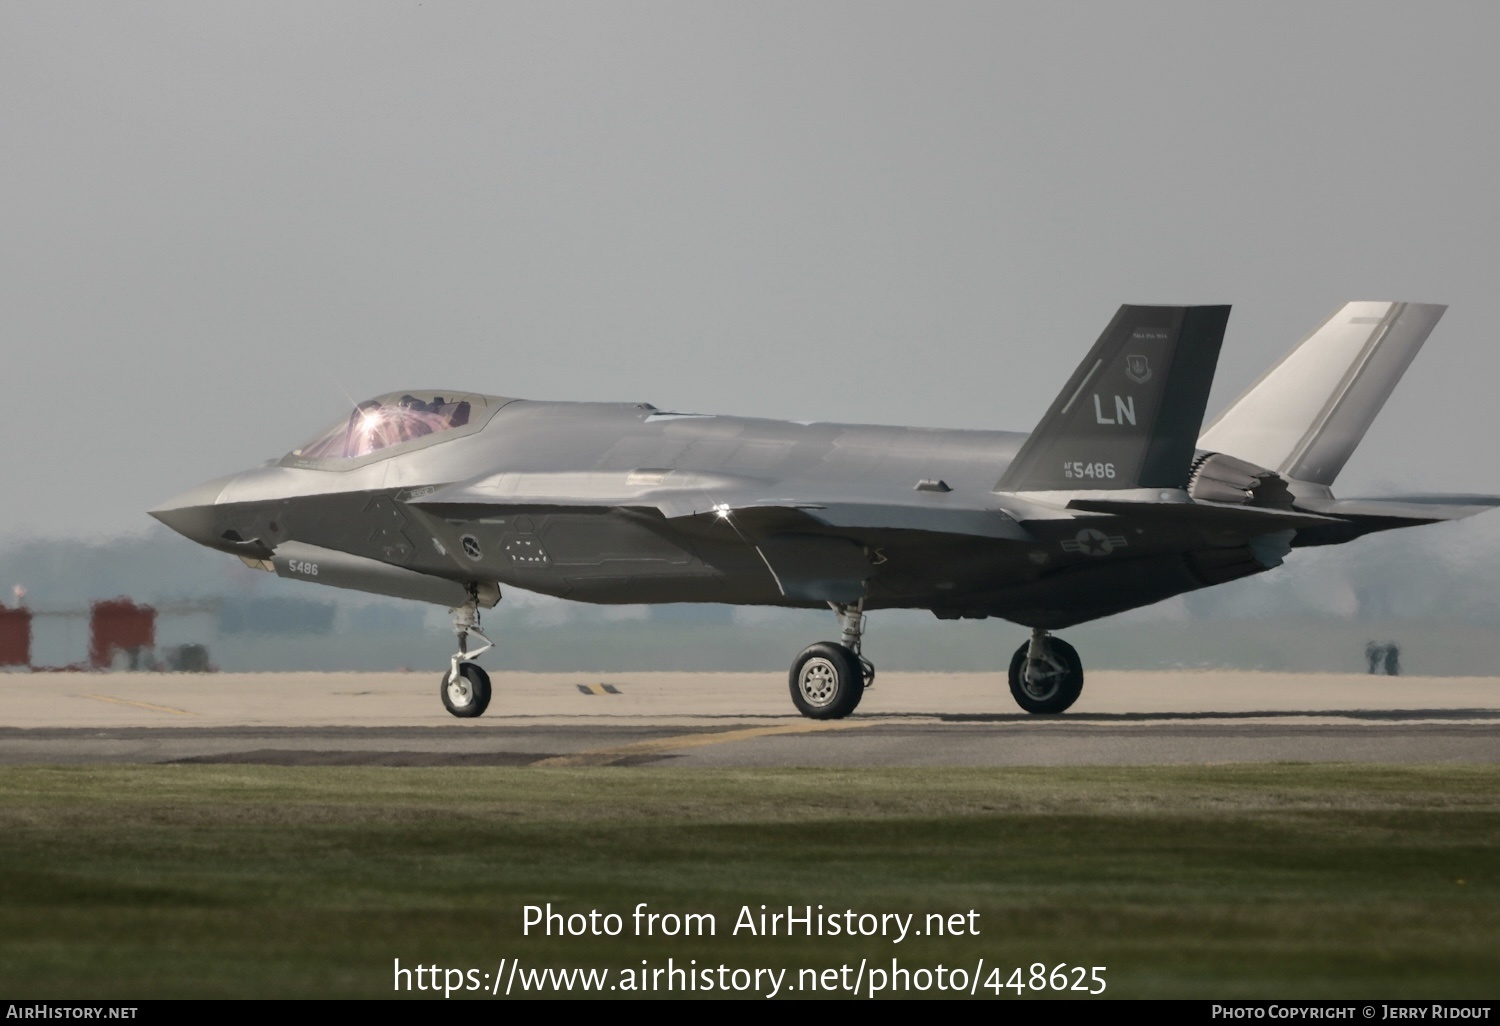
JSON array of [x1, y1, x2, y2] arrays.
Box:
[[535, 719, 874, 767], [82, 694, 195, 717]]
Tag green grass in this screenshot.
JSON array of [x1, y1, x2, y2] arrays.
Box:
[[0, 765, 1497, 998]]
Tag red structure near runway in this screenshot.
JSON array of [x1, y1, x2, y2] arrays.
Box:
[[0, 604, 32, 667], [1, 597, 178, 671], [88, 598, 156, 670]]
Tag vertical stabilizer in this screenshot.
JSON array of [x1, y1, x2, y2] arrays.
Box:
[[996, 305, 1230, 492], [1198, 302, 1445, 486]]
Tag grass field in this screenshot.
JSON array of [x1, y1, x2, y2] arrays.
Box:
[[1, 764, 1496, 999]]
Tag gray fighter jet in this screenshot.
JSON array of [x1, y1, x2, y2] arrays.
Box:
[[152, 302, 1498, 719]]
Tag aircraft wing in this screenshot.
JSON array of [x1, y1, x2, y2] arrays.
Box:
[[412, 469, 763, 520], [708, 496, 1033, 540], [412, 471, 1035, 540], [412, 472, 1041, 604]]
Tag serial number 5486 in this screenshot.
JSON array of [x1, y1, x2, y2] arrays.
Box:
[[288, 560, 319, 576], [1063, 462, 1115, 480]]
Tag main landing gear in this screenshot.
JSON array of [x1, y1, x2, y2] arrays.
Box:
[[441, 597, 494, 718], [789, 601, 876, 720], [1007, 628, 1084, 714]]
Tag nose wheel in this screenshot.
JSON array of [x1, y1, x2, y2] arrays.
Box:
[[441, 596, 495, 718], [442, 662, 492, 717]]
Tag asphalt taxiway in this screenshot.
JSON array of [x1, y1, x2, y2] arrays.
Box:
[[1, 670, 1496, 767]]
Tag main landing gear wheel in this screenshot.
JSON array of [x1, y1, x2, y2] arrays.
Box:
[[442, 661, 492, 718], [789, 642, 864, 720], [1008, 633, 1083, 714]]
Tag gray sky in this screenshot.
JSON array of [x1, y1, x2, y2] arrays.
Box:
[[5, 1, 1500, 539]]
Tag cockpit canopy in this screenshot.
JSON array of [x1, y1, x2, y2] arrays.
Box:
[[289, 391, 492, 463]]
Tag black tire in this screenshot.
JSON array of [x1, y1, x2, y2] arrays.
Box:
[[789, 642, 864, 719], [442, 661, 492, 718], [1007, 637, 1083, 714]]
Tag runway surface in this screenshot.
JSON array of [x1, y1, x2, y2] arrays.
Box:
[[1, 670, 1497, 767]]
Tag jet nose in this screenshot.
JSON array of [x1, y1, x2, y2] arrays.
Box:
[[149, 477, 233, 548]]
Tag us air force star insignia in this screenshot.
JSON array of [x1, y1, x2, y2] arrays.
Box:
[[1125, 354, 1152, 384], [1061, 528, 1128, 556]]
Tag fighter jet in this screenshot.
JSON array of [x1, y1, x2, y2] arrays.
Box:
[[151, 302, 1498, 719]]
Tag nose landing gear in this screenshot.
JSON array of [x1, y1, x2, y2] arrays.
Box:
[[441, 597, 494, 718]]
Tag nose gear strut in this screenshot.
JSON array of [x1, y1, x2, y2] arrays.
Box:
[[440, 585, 497, 718], [449, 596, 494, 680]]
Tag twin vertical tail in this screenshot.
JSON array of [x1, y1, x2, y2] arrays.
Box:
[[995, 300, 1497, 542]]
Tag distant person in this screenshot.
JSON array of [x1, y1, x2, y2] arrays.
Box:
[[1365, 641, 1381, 674], [1384, 642, 1401, 677]]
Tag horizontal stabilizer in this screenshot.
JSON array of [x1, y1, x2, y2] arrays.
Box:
[[1198, 301, 1444, 485], [996, 305, 1230, 492], [1065, 496, 1338, 532], [1295, 494, 1500, 524], [1287, 493, 1500, 548]]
